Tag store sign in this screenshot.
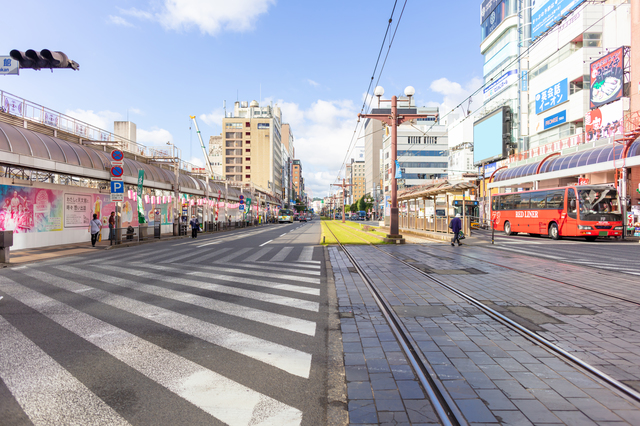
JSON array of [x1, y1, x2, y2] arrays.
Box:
[[496, 133, 583, 167], [578, 178, 590, 185], [590, 47, 624, 109], [544, 110, 567, 130], [585, 99, 624, 142], [480, 0, 502, 22], [532, 0, 585, 40], [535, 79, 568, 114], [521, 70, 528, 92], [0, 57, 19, 75], [483, 69, 518, 101]]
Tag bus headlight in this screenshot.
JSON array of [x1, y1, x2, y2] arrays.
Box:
[[613, 226, 623, 230], [578, 225, 593, 230]]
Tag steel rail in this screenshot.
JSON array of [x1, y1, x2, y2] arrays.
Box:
[[377, 245, 640, 403], [324, 221, 463, 426]]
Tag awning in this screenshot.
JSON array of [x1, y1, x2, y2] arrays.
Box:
[[493, 139, 640, 183], [398, 180, 477, 201]]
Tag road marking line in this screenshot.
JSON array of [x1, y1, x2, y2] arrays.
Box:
[[104, 266, 319, 311], [244, 247, 273, 262], [21, 270, 313, 378], [270, 247, 294, 262], [0, 315, 130, 426], [494, 246, 566, 260], [260, 240, 273, 247], [280, 233, 287, 237], [0, 278, 303, 425], [297, 247, 314, 262], [63, 266, 316, 336]]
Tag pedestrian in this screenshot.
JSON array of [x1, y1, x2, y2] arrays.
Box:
[[89, 213, 102, 247], [108, 211, 116, 245], [190, 215, 199, 238], [449, 213, 462, 247]]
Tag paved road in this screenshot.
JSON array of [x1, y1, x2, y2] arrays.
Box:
[[0, 222, 330, 426], [471, 229, 640, 277]]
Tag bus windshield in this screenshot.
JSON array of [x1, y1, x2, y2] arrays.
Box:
[[279, 209, 293, 216], [578, 188, 621, 221]]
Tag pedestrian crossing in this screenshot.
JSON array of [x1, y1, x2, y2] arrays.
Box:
[[0, 244, 325, 425]]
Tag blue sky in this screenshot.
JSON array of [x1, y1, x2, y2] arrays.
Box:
[[1, 0, 484, 197]]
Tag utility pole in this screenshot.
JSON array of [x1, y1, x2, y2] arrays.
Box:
[[359, 86, 437, 241], [331, 178, 355, 223]]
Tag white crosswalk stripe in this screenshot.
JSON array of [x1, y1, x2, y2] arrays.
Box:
[[0, 315, 131, 426], [67, 265, 316, 336], [0, 277, 303, 425], [270, 247, 293, 262], [21, 269, 313, 379], [104, 265, 319, 311], [235, 262, 321, 276], [297, 246, 314, 262], [200, 262, 321, 284], [244, 247, 274, 262], [213, 247, 253, 263], [132, 262, 320, 295], [183, 247, 233, 263]]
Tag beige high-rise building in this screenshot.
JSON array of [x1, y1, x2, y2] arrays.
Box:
[[281, 124, 295, 201], [208, 135, 223, 179], [350, 160, 366, 203], [222, 101, 283, 195]]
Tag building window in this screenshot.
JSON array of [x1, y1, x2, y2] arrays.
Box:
[[245, 148, 250, 153], [245, 157, 250, 161], [245, 174, 251, 179], [245, 132, 250, 136], [245, 166, 250, 170], [245, 140, 250, 144], [246, 122, 250, 127], [225, 123, 242, 129]]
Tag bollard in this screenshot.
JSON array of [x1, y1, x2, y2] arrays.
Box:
[[0, 230, 14, 263]]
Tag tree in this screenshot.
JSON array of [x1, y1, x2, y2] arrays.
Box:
[[350, 203, 357, 213]]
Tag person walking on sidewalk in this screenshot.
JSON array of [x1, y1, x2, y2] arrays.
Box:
[[449, 213, 462, 246], [108, 211, 116, 245], [190, 215, 199, 239], [89, 213, 102, 247]]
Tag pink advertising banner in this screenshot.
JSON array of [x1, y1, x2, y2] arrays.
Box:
[[0, 185, 63, 233]]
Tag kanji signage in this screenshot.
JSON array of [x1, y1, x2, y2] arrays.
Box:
[[535, 79, 568, 114]]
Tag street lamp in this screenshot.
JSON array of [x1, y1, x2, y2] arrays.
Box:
[[359, 86, 437, 240]]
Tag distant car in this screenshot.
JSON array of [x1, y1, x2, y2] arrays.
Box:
[[299, 215, 307, 222]]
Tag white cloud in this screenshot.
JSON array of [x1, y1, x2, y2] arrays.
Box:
[[137, 127, 174, 144], [128, 107, 143, 115], [427, 76, 483, 117], [64, 109, 122, 131], [307, 79, 319, 87], [276, 98, 359, 197], [107, 15, 134, 27], [200, 108, 225, 127], [189, 157, 205, 167], [119, 0, 275, 36]]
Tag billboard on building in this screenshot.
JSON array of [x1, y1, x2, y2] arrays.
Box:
[[535, 79, 568, 114], [543, 110, 567, 130], [473, 106, 511, 166], [0, 185, 63, 233], [590, 47, 624, 109], [483, 69, 518, 101], [532, 0, 585, 40], [585, 99, 624, 142]]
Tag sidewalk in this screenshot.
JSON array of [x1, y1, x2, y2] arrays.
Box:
[[331, 244, 640, 425], [1, 225, 261, 266]]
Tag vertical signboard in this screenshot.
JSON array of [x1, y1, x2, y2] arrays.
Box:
[[137, 170, 145, 223], [590, 47, 624, 109]]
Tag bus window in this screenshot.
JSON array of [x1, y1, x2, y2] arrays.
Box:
[[492, 196, 500, 211], [503, 194, 516, 210], [546, 190, 564, 209], [567, 188, 577, 219], [530, 191, 547, 209], [514, 193, 531, 210]]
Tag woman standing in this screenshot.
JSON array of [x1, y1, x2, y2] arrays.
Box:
[[90, 213, 103, 247]]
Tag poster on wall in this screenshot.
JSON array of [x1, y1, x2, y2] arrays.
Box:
[[64, 193, 93, 228], [0, 185, 63, 233], [585, 99, 624, 142], [590, 47, 624, 109]]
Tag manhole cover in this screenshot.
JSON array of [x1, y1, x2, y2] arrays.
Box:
[[429, 269, 470, 275], [393, 305, 452, 317], [547, 306, 597, 315], [339, 312, 354, 318], [507, 306, 563, 325]]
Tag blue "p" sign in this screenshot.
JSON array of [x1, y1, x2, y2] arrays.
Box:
[[111, 181, 124, 193]]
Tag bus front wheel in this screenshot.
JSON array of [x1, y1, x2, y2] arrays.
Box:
[[549, 223, 561, 240], [504, 221, 513, 236]]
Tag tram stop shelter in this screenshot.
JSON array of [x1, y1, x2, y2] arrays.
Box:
[[396, 180, 477, 237]]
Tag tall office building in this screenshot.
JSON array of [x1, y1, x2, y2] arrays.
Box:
[[208, 135, 223, 178], [364, 118, 383, 198], [292, 159, 302, 202], [349, 159, 366, 203], [281, 124, 295, 201], [222, 101, 283, 194]]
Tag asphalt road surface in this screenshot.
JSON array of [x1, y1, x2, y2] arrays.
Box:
[[0, 222, 330, 426]]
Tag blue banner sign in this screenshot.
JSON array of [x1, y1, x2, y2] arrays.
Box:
[[543, 110, 567, 130], [483, 69, 518, 101], [521, 70, 528, 92], [535, 78, 568, 114], [532, 0, 585, 40]]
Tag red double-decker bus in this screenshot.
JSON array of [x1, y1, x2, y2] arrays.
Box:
[[491, 185, 623, 241]]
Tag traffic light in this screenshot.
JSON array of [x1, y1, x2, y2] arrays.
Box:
[[9, 49, 79, 71]]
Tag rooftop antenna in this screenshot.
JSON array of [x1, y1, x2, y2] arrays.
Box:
[[223, 100, 226, 118]]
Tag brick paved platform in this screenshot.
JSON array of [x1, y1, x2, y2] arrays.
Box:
[[331, 245, 640, 425]]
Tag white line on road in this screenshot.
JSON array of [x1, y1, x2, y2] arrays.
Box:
[[63, 265, 316, 336], [280, 233, 287, 237], [20, 269, 313, 378], [0, 315, 130, 426], [0, 278, 303, 425], [260, 240, 273, 247]]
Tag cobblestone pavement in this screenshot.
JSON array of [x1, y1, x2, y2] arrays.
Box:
[[332, 245, 640, 425]]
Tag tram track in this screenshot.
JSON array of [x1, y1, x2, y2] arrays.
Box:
[[324, 220, 640, 425]]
